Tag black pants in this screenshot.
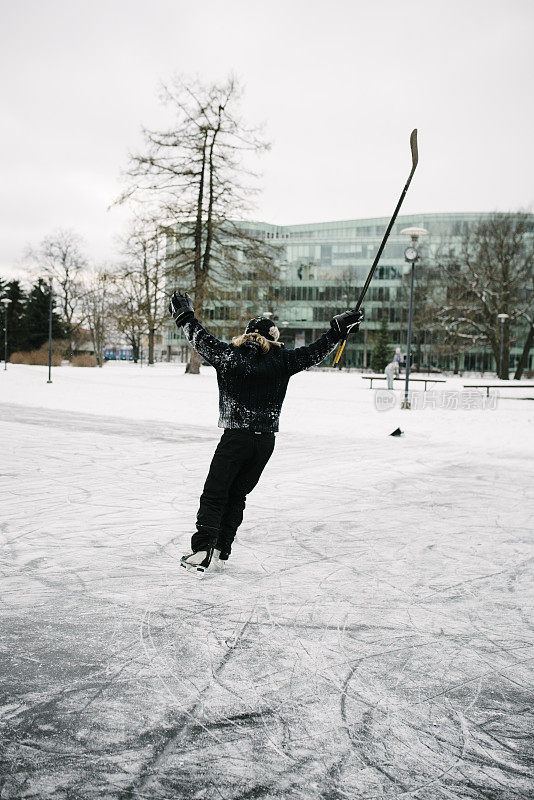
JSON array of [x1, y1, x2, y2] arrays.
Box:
[[192, 429, 276, 555]]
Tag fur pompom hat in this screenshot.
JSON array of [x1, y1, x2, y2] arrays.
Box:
[[245, 317, 280, 342]]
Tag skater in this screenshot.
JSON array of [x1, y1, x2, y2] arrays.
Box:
[[384, 359, 399, 390], [168, 290, 364, 576]]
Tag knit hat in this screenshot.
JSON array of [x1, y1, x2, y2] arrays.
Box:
[[245, 317, 280, 342]]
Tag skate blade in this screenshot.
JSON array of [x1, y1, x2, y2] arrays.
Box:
[[180, 561, 207, 579]]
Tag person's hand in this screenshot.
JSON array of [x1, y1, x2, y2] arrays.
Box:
[[169, 291, 194, 326], [331, 307, 364, 338]]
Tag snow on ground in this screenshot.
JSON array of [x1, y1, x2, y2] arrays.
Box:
[[1, 362, 533, 799]]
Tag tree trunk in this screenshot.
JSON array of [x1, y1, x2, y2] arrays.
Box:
[[202, 110, 222, 272], [67, 329, 74, 361], [96, 330, 104, 367], [148, 328, 155, 365], [453, 355, 459, 374], [514, 321, 534, 379], [185, 281, 205, 374], [185, 348, 202, 374], [194, 131, 208, 276], [131, 337, 140, 363]]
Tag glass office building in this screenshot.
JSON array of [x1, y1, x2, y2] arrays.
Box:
[[164, 212, 533, 373]]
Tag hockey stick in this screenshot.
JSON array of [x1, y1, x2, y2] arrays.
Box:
[[332, 129, 419, 367]]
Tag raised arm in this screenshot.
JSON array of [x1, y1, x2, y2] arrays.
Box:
[[169, 290, 231, 368], [282, 307, 365, 377], [182, 318, 231, 367], [282, 328, 341, 376]]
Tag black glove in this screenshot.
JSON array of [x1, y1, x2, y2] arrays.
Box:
[[331, 307, 364, 338], [169, 291, 194, 326]]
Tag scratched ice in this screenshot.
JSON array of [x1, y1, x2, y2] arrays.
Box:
[[0, 363, 533, 799]]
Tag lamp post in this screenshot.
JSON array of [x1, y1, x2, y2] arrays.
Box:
[[497, 313, 509, 380], [400, 227, 428, 409], [47, 279, 53, 383], [1, 298, 11, 370]]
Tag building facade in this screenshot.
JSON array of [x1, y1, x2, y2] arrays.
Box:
[[164, 212, 533, 373]]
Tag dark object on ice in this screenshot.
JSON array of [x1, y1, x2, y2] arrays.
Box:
[[390, 427, 403, 437]]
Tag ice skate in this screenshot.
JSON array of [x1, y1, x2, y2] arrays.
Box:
[[180, 547, 214, 578], [213, 548, 229, 570]]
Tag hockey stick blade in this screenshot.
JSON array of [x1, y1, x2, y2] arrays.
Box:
[[332, 128, 419, 367], [409, 128, 418, 177]]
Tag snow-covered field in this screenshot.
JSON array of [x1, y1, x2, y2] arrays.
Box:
[[1, 362, 533, 799]]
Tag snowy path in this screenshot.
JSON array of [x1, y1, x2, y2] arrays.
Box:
[[0, 366, 533, 799]]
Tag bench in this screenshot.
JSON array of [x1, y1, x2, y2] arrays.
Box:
[[362, 375, 446, 390], [463, 383, 534, 397]]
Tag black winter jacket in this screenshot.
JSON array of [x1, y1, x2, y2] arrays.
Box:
[[181, 318, 341, 433]]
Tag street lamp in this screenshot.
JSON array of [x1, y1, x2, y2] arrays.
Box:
[[1, 298, 11, 370], [47, 279, 53, 383], [400, 227, 428, 409], [497, 313, 509, 380]]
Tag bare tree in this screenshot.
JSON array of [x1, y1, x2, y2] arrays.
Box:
[[117, 219, 169, 364], [82, 270, 113, 367], [397, 259, 448, 371], [437, 213, 534, 379], [109, 269, 145, 363], [115, 74, 279, 373], [27, 229, 87, 359]]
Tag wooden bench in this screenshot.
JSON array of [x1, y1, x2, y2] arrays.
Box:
[[463, 383, 534, 397], [362, 375, 446, 390]]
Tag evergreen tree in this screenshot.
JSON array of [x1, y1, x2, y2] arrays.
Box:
[[21, 279, 65, 351], [0, 278, 7, 360], [3, 281, 27, 357], [370, 313, 391, 373]]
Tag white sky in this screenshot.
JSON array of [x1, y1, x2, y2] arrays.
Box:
[[1, 0, 533, 276]]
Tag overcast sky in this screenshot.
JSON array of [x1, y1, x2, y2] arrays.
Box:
[[1, 0, 533, 276]]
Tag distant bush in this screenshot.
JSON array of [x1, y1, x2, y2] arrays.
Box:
[[10, 349, 62, 366], [71, 354, 96, 367]]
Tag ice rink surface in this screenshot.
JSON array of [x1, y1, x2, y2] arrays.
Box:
[[1, 363, 533, 799]]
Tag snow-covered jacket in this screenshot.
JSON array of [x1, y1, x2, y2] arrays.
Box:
[[181, 318, 341, 433]]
